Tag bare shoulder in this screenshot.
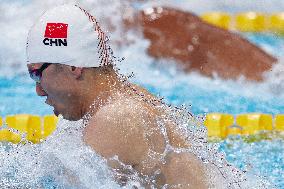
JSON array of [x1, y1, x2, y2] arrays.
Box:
[[83, 98, 158, 165], [99, 98, 152, 118]]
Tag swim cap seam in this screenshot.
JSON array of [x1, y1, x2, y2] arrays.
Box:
[[75, 4, 111, 67]]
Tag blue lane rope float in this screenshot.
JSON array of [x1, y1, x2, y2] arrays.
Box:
[[200, 12, 284, 34], [0, 113, 283, 143]]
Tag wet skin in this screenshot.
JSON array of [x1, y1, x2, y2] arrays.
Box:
[[27, 63, 209, 188], [27, 63, 92, 120]]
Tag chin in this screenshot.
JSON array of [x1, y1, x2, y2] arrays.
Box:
[[62, 113, 81, 121]]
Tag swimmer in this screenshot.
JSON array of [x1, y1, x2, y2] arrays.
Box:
[[26, 4, 212, 188]]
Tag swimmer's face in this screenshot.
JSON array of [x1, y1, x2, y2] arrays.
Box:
[[27, 63, 83, 120]]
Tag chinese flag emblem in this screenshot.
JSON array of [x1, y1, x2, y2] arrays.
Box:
[[44, 23, 68, 38]]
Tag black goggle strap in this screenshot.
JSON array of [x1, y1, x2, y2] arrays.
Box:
[[38, 63, 52, 73]]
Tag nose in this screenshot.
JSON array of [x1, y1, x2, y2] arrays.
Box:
[[36, 83, 47, 96]]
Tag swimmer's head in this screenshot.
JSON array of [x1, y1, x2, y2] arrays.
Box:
[[26, 4, 117, 121], [27, 62, 116, 121], [26, 4, 110, 67]]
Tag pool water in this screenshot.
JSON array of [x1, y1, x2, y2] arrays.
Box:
[[0, 32, 283, 188], [219, 137, 284, 188]]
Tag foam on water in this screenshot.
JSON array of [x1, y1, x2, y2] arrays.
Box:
[[0, 116, 142, 188]]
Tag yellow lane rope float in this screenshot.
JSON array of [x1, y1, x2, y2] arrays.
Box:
[[0, 113, 283, 144], [204, 113, 284, 142], [200, 12, 284, 34], [0, 114, 58, 144]]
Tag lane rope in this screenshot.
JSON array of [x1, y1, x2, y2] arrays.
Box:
[[201, 12, 284, 34]]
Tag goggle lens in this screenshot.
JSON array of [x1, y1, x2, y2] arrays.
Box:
[[28, 63, 52, 83]]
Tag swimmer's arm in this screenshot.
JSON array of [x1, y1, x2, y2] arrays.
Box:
[[159, 151, 208, 189], [107, 123, 209, 189], [85, 105, 207, 188], [84, 105, 152, 185]]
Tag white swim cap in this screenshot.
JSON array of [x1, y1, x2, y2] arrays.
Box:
[[26, 4, 110, 67]]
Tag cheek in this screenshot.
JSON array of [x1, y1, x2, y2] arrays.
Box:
[[41, 81, 60, 97], [41, 75, 65, 96], [41, 73, 77, 104], [48, 88, 75, 106]]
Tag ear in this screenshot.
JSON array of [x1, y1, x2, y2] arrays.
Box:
[[70, 66, 83, 79]]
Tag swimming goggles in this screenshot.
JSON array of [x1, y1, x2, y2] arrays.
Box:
[[29, 63, 52, 83]]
